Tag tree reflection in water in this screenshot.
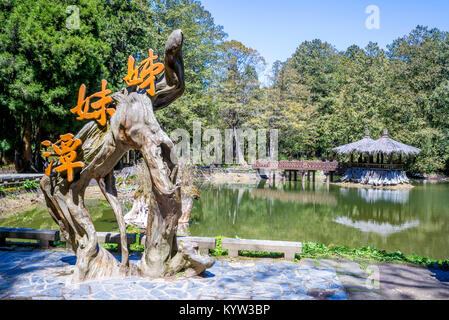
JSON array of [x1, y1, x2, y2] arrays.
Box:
[[189, 181, 449, 260]]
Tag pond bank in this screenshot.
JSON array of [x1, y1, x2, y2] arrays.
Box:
[[330, 181, 415, 190]]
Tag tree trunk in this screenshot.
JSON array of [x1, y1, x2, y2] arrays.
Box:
[[234, 127, 247, 166], [33, 118, 42, 172], [22, 117, 33, 172]]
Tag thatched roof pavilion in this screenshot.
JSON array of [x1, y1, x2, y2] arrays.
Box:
[[332, 129, 421, 186]]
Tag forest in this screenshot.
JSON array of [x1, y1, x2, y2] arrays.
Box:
[[1, 0, 449, 174]]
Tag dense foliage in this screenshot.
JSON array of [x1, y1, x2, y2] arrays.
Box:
[[1, 0, 448, 174], [248, 26, 449, 174]]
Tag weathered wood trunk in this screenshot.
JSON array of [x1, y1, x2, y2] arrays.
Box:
[[40, 29, 214, 282], [124, 162, 199, 228]]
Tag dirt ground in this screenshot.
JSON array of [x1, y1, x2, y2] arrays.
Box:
[[0, 192, 45, 217]]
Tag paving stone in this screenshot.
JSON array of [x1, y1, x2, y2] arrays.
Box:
[[345, 290, 384, 300], [317, 259, 340, 269], [138, 281, 157, 291], [42, 285, 63, 297], [335, 260, 367, 277], [91, 291, 114, 300], [328, 289, 347, 300], [165, 288, 189, 299], [307, 280, 330, 290], [0, 250, 350, 300], [32, 296, 64, 300], [298, 259, 317, 268], [64, 283, 90, 297], [337, 274, 369, 291], [222, 295, 249, 300], [149, 288, 170, 299]]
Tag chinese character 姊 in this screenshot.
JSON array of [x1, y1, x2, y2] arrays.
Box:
[[123, 49, 165, 96], [42, 133, 84, 182], [70, 79, 115, 126]]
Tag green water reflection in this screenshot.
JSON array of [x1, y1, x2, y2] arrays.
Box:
[[0, 199, 124, 233], [189, 181, 449, 260], [1, 181, 448, 259]]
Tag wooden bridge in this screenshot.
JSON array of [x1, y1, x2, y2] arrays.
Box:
[[252, 160, 345, 184]]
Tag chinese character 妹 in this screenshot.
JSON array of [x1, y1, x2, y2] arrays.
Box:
[[70, 79, 115, 126]]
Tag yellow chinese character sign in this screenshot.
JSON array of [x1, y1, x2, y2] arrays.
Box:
[[70, 79, 115, 126], [123, 49, 165, 96], [41, 133, 84, 183]]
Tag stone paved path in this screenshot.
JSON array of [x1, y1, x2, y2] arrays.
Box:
[[0, 249, 346, 300], [315, 258, 449, 300], [1, 248, 448, 300]]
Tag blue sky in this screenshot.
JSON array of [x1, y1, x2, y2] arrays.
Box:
[[200, 0, 449, 84]]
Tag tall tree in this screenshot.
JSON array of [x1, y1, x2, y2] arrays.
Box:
[[0, 0, 110, 172], [213, 40, 265, 164]]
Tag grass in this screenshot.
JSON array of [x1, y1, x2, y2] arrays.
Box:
[[210, 237, 449, 270], [300, 242, 449, 269]]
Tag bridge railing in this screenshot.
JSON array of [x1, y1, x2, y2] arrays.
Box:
[[252, 160, 342, 172]]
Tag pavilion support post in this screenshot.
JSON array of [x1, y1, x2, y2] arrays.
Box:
[[302, 171, 306, 186], [307, 171, 310, 182], [288, 170, 292, 181], [330, 171, 334, 182], [294, 171, 297, 181]]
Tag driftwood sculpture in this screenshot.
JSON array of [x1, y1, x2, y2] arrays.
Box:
[[40, 30, 214, 282], [124, 161, 199, 229]]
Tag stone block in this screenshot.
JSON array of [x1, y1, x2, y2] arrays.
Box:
[[0, 227, 59, 249], [140, 235, 216, 254], [221, 238, 302, 261]]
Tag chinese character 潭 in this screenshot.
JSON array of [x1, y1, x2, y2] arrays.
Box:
[[123, 49, 165, 96], [42, 133, 84, 182], [70, 79, 115, 126]]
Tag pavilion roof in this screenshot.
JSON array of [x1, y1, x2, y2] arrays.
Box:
[[332, 129, 421, 156], [333, 217, 420, 237], [365, 130, 421, 156], [332, 130, 375, 154]]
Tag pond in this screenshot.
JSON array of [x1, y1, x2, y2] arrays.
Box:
[[1, 180, 449, 260]]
